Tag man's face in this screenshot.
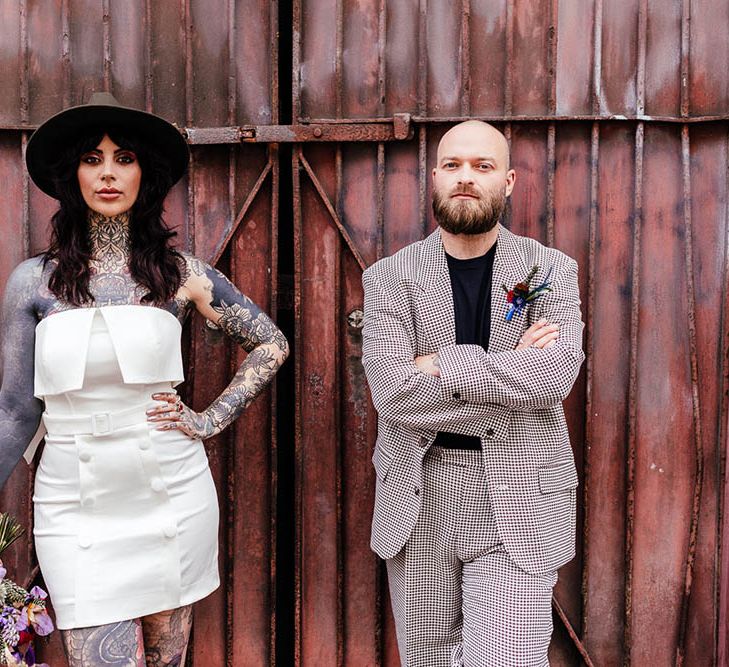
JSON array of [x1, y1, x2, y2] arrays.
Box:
[[431, 123, 515, 235]]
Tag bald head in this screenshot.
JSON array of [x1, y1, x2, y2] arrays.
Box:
[[437, 120, 510, 169]]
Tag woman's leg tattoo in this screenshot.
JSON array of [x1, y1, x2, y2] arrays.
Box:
[[142, 605, 193, 667], [61, 619, 146, 666]]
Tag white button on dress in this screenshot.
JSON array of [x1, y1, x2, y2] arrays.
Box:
[[31, 306, 220, 630]]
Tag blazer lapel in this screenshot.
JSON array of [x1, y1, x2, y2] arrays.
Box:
[[415, 229, 456, 354], [413, 225, 532, 355], [489, 225, 529, 353]]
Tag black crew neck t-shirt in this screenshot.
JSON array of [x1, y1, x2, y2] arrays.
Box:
[[434, 243, 497, 450]]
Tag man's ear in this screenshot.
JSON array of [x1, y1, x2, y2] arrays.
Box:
[[505, 169, 516, 197]]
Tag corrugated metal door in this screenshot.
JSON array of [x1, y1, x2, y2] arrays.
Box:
[[291, 1, 729, 666], [0, 1, 280, 664], [1, 1, 729, 666]]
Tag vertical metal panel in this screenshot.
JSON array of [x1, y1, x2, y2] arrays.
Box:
[[425, 3, 460, 116], [582, 122, 635, 665], [689, 0, 729, 116], [511, 0, 551, 115], [550, 122, 592, 665], [229, 147, 277, 666], [109, 0, 146, 109], [555, 0, 594, 116], [383, 0, 419, 117], [468, 0, 508, 116], [148, 0, 186, 121], [26, 0, 66, 124], [189, 0, 229, 127], [509, 124, 549, 242], [683, 123, 726, 666], [644, 0, 682, 117], [600, 0, 639, 115], [68, 0, 105, 99], [631, 126, 691, 663], [296, 144, 342, 665], [718, 125, 729, 667], [0, 0, 22, 126]]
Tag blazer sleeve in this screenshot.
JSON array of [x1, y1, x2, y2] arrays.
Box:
[[361, 266, 508, 435], [436, 258, 585, 409]]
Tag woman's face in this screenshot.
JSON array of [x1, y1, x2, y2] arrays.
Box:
[[77, 134, 142, 217]]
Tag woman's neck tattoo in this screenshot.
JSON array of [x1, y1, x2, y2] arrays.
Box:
[[88, 211, 131, 273]]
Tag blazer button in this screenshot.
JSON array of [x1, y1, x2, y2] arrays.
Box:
[[419, 436, 428, 447], [453, 391, 461, 400], [414, 487, 420, 496], [485, 428, 495, 438]]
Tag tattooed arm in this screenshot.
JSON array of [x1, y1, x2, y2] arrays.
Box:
[[0, 260, 44, 489], [148, 255, 289, 439]]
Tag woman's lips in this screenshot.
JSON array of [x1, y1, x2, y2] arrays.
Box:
[[96, 189, 121, 199]]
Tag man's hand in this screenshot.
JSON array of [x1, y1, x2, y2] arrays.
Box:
[[516, 318, 559, 350], [415, 353, 441, 377]]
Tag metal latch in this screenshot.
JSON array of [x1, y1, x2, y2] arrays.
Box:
[[184, 113, 413, 145]]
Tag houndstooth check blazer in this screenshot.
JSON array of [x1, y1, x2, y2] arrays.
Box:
[[361, 224, 585, 575]]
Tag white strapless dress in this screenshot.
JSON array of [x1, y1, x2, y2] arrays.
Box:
[[31, 305, 219, 630]]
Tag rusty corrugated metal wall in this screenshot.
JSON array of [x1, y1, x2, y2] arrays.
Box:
[[0, 1, 728, 665]]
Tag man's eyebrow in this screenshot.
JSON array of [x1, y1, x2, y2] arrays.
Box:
[[440, 155, 497, 162]]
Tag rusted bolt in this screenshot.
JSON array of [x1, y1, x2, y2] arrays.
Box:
[[313, 126, 323, 138], [393, 113, 412, 140], [347, 309, 364, 329]]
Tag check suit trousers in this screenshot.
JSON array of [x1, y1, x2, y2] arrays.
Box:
[[386, 446, 557, 667]]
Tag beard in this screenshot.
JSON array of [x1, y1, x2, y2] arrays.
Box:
[[432, 184, 507, 235]]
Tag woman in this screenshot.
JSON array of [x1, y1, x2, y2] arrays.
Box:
[[0, 93, 288, 665]]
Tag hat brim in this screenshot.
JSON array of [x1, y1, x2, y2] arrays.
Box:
[[26, 103, 190, 199]]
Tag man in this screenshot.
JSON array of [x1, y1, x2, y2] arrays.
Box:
[[361, 120, 584, 666]]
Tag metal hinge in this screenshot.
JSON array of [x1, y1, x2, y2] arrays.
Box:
[[184, 113, 413, 145]]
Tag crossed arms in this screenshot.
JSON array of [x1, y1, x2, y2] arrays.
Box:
[[361, 258, 585, 433]]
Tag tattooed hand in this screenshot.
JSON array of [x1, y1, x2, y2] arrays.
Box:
[[146, 392, 214, 439]]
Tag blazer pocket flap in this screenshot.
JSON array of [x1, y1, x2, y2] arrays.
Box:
[[372, 446, 394, 482], [538, 461, 579, 494]]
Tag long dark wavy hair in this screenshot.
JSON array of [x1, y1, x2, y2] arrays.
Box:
[[43, 126, 183, 305]]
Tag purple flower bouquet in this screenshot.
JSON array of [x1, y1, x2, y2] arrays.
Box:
[[0, 514, 53, 666]]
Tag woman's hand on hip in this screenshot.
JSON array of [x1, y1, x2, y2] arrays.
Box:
[[147, 392, 214, 440]]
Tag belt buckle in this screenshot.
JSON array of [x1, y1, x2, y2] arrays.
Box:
[[91, 412, 113, 436]]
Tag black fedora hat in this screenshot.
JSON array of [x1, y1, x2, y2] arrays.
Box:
[[26, 92, 190, 199]]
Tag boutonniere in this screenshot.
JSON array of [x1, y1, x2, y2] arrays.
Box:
[[502, 266, 552, 321]]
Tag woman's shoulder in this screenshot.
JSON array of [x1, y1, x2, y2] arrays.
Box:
[[6, 256, 48, 292], [178, 252, 234, 292], [3, 256, 50, 313], [178, 252, 212, 280]]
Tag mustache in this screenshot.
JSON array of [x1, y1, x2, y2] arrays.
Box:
[[449, 185, 481, 197]]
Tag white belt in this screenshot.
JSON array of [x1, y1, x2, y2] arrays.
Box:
[[43, 403, 151, 437]]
